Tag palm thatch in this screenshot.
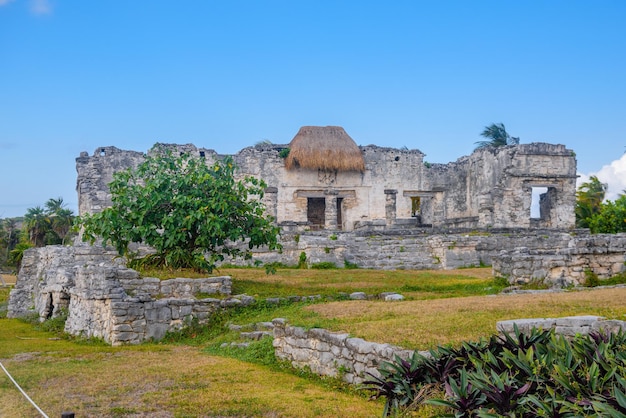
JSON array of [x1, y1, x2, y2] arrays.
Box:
[[284, 126, 365, 172]]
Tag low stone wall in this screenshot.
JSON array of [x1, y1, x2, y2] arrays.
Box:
[[492, 234, 626, 286], [497, 315, 626, 337], [222, 228, 626, 272], [272, 318, 423, 384], [8, 245, 235, 345], [274, 315, 626, 385]]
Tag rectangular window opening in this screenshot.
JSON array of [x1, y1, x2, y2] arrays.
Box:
[[531, 187, 549, 219]]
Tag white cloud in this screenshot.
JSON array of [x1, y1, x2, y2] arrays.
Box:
[[30, 0, 51, 15], [577, 154, 626, 201]]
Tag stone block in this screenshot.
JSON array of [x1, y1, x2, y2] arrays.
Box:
[[346, 338, 375, 354], [555, 316, 604, 327], [349, 292, 367, 300], [591, 320, 626, 334], [555, 325, 590, 337]]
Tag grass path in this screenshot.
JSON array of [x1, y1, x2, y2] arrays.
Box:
[[309, 287, 626, 348]]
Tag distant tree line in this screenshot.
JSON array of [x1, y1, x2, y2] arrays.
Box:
[[0, 197, 75, 271]]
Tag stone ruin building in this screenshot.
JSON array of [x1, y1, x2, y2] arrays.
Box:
[[76, 125, 577, 231], [8, 125, 626, 346]]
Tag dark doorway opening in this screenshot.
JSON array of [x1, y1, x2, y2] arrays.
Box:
[[337, 198, 344, 230], [307, 198, 325, 230]]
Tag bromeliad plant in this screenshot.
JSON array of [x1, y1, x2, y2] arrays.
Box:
[[365, 325, 626, 417]]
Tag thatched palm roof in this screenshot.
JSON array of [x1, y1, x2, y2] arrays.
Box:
[[285, 126, 365, 172]]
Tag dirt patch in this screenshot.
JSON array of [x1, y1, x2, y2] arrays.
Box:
[[1, 274, 16, 285]]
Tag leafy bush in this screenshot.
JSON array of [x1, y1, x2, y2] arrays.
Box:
[[297, 252, 307, 269], [79, 147, 281, 273], [583, 268, 601, 287], [365, 325, 626, 417]]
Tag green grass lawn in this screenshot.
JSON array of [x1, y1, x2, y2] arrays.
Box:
[[2, 267, 625, 417]]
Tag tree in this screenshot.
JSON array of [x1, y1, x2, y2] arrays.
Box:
[[1, 218, 20, 267], [474, 123, 520, 150], [588, 194, 626, 233], [575, 176, 607, 228], [45, 197, 74, 244], [22, 198, 75, 247], [78, 147, 281, 273], [24, 206, 50, 247]]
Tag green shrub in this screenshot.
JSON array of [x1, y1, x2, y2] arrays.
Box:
[[311, 262, 337, 270], [343, 260, 359, 269], [297, 252, 307, 269], [583, 268, 601, 287]]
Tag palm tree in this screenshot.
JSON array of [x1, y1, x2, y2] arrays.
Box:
[[45, 197, 74, 244], [24, 206, 51, 247], [575, 175, 607, 228], [45, 197, 65, 214], [474, 123, 520, 150]]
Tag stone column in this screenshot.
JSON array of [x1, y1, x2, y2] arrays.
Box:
[[263, 187, 278, 224], [324, 190, 339, 230], [384, 189, 397, 226]]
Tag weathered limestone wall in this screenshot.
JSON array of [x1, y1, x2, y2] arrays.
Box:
[[272, 318, 421, 384], [76, 140, 576, 231], [492, 234, 626, 286], [223, 229, 602, 271], [66, 264, 231, 344], [8, 245, 234, 345]]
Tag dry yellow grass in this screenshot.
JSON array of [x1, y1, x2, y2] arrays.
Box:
[[308, 287, 626, 349], [0, 343, 380, 417], [1, 273, 16, 285]]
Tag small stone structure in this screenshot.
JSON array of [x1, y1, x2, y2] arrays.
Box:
[[8, 245, 235, 345]]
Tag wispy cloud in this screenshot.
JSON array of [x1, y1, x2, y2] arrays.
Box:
[[0, 0, 15, 6], [578, 154, 626, 201], [30, 0, 52, 15]]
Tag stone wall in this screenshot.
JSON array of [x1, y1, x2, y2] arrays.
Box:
[[272, 318, 423, 384], [8, 245, 235, 345], [492, 234, 626, 286], [222, 229, 617, 272]]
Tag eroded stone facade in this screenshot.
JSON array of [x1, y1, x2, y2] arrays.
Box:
[[8, 245, 237, 345], [76, 138, 577, 231]]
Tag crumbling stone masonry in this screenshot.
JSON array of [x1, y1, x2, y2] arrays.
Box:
[[8, 245, 235, 345], [274, 315, 626, 385], [272, 318, 424, 385], [76, 131, 577, 231], [492, 234, 626, 286]]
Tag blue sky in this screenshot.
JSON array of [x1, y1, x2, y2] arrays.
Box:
[[1, 0, 625, 218]]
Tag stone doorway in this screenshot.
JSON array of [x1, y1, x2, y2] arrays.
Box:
[[337, 197, 344, 230], [307, 198, 325, 230]]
